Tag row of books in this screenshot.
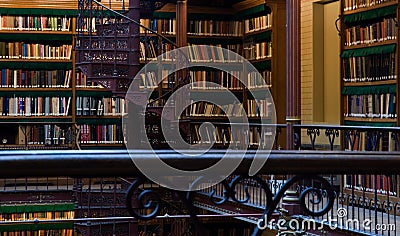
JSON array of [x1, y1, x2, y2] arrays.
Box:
[[77, 17, 96, 33], [0, 15, 71, 31], [24, 125, 73, 145], [139, 71, 158, 89], [158, 18, 244, 37], [79, 124, 124, 144], [187, 44, 243, 62], [192, 124, 273, 147], [139, 40, 157, 60], [342, 53, 396, 82], [187, 19, 242, 36], [343, 93, 396, 118], [139, 18, 158, 33], [344, 130, 395, 151], [76, 96, 126, 116], [343, 0, 395, 11], [0, 96, 71, 116], [0, 42, 72, 59], [244, 14, 272, 34], [248, 70, 272, 88], [243, 42, 272, 61], [345, 174, 396, 196], [159, 18, 176, 35], [226, 43, 243, 56], [76, 72, 103, 88], [77, 17, 129, 34], [189, 70, 243, 90], [247, 99, 272, 118], [344, 18, 396, 46], [160, 69, 175, 89], [0, 210, 74, 221], [0, 229, 74, 236], [0, 69, 72, 88], [189, 101, 244, 117]]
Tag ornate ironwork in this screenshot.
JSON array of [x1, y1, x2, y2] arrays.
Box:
[[76, 0, 139, 96], [125, 175, 336, 235], [306, 128, 320, 150], [76, 0, 179, 97], [325, 128, 339, 150]]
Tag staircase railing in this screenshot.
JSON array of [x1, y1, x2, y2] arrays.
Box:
[[75, 0, 183, 98]]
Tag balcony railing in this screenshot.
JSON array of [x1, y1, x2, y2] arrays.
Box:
[[0, 149, 400, 235]]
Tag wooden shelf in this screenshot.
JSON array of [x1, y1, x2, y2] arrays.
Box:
[[244, 27, 272, 36], [248, 57, 272, 63], [0, 116, 72, 119], [343, 39, 397, 50], [0, 30, 73, 34], [342, 1, 398, 15], [76, 115, 123, 119], [0, 59, 72, 63], [190, 88, 243, 92], [343, 80, 396, 86], [0, 87, 72, 91], [0, 144, 72, 150], [187, 34, 243, 39], [344, 117, 397, 123]]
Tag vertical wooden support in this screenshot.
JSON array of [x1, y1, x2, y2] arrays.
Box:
[[282, 0, 302, 216], [286, 0, 301, 150]]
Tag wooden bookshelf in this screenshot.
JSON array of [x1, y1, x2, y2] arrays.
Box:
[[339, 0, 400, 200], [148, 0, 286, 150]]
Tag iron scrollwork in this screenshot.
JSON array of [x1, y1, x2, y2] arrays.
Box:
[[125, 178, 161, 220], [125, 175, 336, 236]]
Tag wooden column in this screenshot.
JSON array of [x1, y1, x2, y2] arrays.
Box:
[[175, 0, 190, 140], [282, 0, 302, 218], [176, 0, 187, 48], [128, 0, 140, 80], [125, 9, 142, 235], [286, 0, 301, 150]]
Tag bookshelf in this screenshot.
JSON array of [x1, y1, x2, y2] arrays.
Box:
[[0, 203, 76, 236], [339, 0, 399, 199], [0, 4, 78, 150], [146, 0, 286, 149]]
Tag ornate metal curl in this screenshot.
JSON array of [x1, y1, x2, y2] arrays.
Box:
[[325, 128, 339, 150], [207, 175, 275, 209], [306, 128, 320, 150], [252, 175, 336, 236], [124, 175, 336, 236], [125, 177, 161, 220]]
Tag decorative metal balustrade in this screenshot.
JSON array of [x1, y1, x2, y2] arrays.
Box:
[[0, 150, 400, 236]]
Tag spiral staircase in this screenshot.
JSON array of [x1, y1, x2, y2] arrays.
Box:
[[75, 0, 191, 149]]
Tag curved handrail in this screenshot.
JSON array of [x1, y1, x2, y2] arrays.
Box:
[[77, 0, 190, 106]]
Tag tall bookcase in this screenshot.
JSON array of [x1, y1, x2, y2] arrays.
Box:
[[0, 0, 129, 150], [340, 0, 399, 201], [143, 0, 286, 149], [0, 4, 78, 150]]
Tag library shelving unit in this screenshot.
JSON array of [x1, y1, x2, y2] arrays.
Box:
[[75, 72, 127, 150], [0, 2, 78, 150], [74, 0, 130, 150], [0, 203, 76, 236], [0, 1, 81, 235], [146, 0, 286, 150], [339, 0, 399, 201]]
